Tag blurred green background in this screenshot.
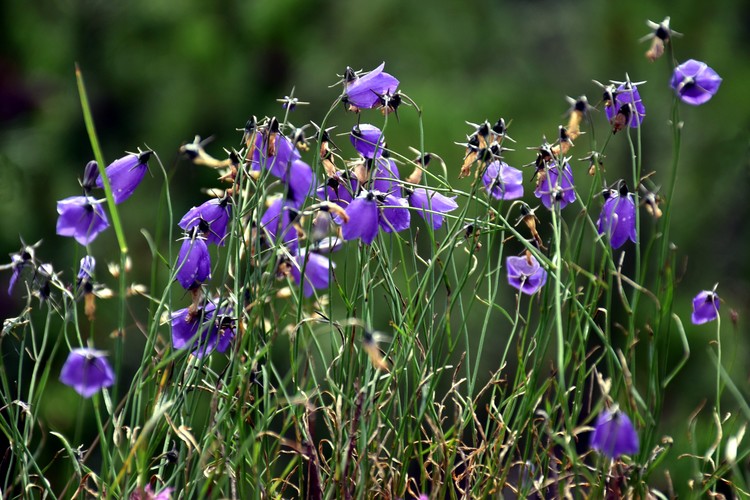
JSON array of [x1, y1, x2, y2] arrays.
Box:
[[1, 0, 749, 490]]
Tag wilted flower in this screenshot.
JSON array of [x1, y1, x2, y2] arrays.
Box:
[[601, 81, 646, 131], [351, 124, 386, 159], [482, 160, 524, 200], [342, 190, 410, 244], [407, 188, 458, 230], [179, 197, 232, 246], [642, 17, 680, 61], [590, 407, 639, 459], [534, 161, 576, 209], [95, 151, 152, 204], [506, 253, 547, 295], [175, 232, 211, 290], [289, 250, 335, 297], [59, 347, 115, 398], [343, 62, 399, 111], [171, 302, 235, 357], [56, 196, 110, 245], [597, 182, 637, 249], [671, 59, 722, 106], [691, 288, 720, 324]]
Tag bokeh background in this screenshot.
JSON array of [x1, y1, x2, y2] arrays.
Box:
[[1, 0, 749, 491]]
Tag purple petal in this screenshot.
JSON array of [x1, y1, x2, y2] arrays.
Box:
[[176, 237, 211, 289], [260, 198, 299, 252], [590, 408, 639, 458], [290, 251, 334, 297], [534, 162, 576, 210], [408, 188, 458, 229], [597, 192, 637, 249], [179, 198, 232, 246], [482, 161, 524, 200], [59, 347, 115, 398], [506, 255, 547, 295], [351, 124, 386, 159], [372, 158, 401, 196], [691, 290, 720, 324], [342, 193, 379, 244], [671, 59, 722, 106], [95, 151, 151, 204], [344, 62, 399, 109], [378, 194, 410, 233], [56, 196, 110, 246]]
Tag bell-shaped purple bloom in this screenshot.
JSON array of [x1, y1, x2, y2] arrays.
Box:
[[590, 408, 639, 459], [250, 133, 301, 179], [7, 253, 25, 295], [281, 159, 314, 208], [56, 196, 110, 245], [534, 161, 576, 209], [691, 289, 720, 324], [597, 185, 637, 249], [317, 172, 360, 225], [289, 250, 335, 297], [78, 255, 95, 281], [671, 59, 722, 106], [378, 193, 410, 233], [81, 160, 100, 193], [407, 188, 458, 230], [482, 160, 524, 200], [371, 158, 402, 196], [175, 234, 211, 290], [260, 198, 299, 252], [351, 124, 386, 159], [95, 151, 151, 204], [179, 198, 232, 246], [604, 83, 646, 129], [130, 484, 174, 500], [344, 62, 399, 110], [342, 192, 380, 244], [59, 347, 115, 398], [506, 254, 548, 295], [171, 303, 235, 357]]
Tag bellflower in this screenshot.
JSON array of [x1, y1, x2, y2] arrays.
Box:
[[289, 250, 335, 297], [78, 255, 95, 282], [281, 159, 314, 208], [691, 288, 720, 324], [317, 172, 359, 224], [597, 183, 637, 249], [95, 151, 152, 204], [56, 196, 110, 245], [171, 302, 235, 357], [407, 188, 458, 230], [671, 59, 722, 106], [590, 407, 639, 459], [59, 347, 115, 398], [342, 190, 410, 244], [351, 124, 386, 159], [603, 82, 646, 129], [344, 62, 399, 110], [129, 484, 174, 500], [175, 233, 211, 290], [260, 198, 299, 252], [179, 198, 232, 246], [482, 160, 524, 200], [506, 253, 547, 295], [534, 161, 576, 209], [372, 158, 402, 196], [250, 132, 301, 179]]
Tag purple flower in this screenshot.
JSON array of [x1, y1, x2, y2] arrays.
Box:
[[260, 198, 299, 252], [171, 303, 235, 357], [351, 124, 386, 159], [316, 171, 359, 223], [175, 234, 211, 290], [407, 188, 458, 230], [344, 62, 399, 111], [372, 158, 402, 196], [56, 196, 110, 245], [603, 82, 646, 130], [7, 253, 25, 295], [95, 151, 152, 204], [534, 161, 576, 209], [250, 132, 301, 179], [671, 59, 722, 106], [506, 254, 547, 295], [341, 192, 379, 244], [179, 198, 232, 246], [590, 407, 639, 459], [59, 347, 115, 398], [341, 190, 410, 244], [482, 160, 524, 200], [597, 184, 637, 249], [691, 289, 720, 324], [81, 160, 100, 192], [78, 255, 96, 282], [281, 159, 314, 208], [289, 250, 334, 297]]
